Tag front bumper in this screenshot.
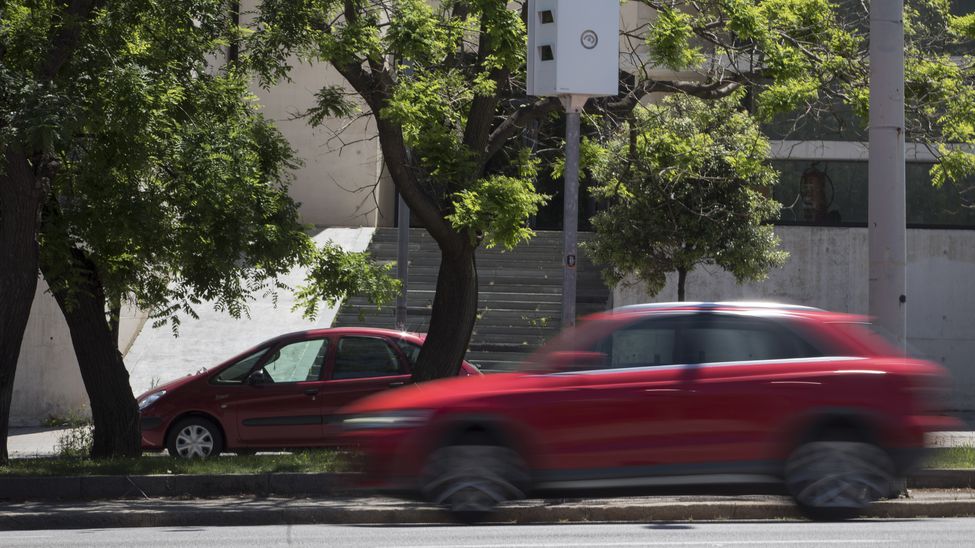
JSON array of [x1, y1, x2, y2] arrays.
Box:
[[139, 414, 167, 450]]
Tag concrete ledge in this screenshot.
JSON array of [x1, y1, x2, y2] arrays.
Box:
[[909, 469, 975, 489]]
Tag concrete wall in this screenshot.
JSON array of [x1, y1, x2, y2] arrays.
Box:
[[12, 281, 147, 426], [251, 67, 396, 227], [613, 226, 975, 412]]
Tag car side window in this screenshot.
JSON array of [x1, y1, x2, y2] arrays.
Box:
[[262, 339, 329, 383], [332, 336, 405, 379], [682, 316, 821, 364], [593, 317, 681, 369], [213, 348, 269, 384], [395, 339, 422, 366]]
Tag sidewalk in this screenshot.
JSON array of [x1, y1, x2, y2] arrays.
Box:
[[2, 490, 975, 530]]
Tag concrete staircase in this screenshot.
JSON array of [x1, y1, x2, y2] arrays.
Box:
[[332, 228, 611, 372]]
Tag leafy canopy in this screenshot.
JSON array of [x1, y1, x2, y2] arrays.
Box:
[[248, 0, 546, 250], [0, 0, 397, 331], [588, 92, 789, 297]]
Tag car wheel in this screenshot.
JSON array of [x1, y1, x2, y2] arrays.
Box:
[[167, 417, 224, 459], [784, 440, 894, 521], [421, 442, 529, 523]]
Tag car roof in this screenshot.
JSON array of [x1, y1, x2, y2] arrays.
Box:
[[262, 327, 425, 346], [599, 301, 863, 322]]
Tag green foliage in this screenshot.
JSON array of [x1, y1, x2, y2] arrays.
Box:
[[631, 0, 975, 195], [249, 0, 544, 250], [2, 0, 397, 336], [295, 243, 401, 320], [304, 85, 359, 126], [447, 174, 548, 250], [588, 93, 788, 298], [646, 7, 703, 70], [56, 424, 94, 459]]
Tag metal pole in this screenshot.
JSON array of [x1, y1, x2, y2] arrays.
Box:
[[395, 193, 410, 330], [868, 0, 907, 347], [561, 101, 582, 328]]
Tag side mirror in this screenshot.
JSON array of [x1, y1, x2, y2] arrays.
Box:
[[247, 370, 269, 386], [547, 350, 607, 372]]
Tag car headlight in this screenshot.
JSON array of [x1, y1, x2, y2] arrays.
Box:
[[138, 390, 166, 411], [342, 410, 432, 431]]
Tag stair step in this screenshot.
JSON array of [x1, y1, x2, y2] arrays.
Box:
[[334, 228, 611, 370]]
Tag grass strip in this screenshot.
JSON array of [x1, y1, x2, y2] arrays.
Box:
[[926, 446, 975, 469], [0, 451, 344, 477]]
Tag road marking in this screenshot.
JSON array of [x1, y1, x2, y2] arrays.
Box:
[[388, 540, 887, 548]]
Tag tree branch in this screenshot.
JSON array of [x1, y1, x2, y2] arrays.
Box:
[[484, 96, 562, 163], [40, 0, 103, 81], [332, 60, 458, 249], [607, 77, 744, 113]]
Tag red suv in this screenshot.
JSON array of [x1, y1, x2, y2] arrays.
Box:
[[335, 303, 958, 521], [137, 328, 480, 458]]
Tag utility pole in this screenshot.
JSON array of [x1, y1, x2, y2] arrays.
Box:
[[868, 0, 907, 347], [560, 96, 587, 328], [527, 0, 618, 329], [395, 193, 410, 330]]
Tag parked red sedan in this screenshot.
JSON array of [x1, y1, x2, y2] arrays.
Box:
[[335, 302, 958, 521], [137, 328, 480, 458]]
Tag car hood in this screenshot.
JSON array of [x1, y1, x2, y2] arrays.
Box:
[[340, 371, 536, 414], [135, 371, 205, 400]]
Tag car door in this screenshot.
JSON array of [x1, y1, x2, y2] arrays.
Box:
[[526, 314, 693, 484], [319, 334, 411, 417], [221, 337, 330, 446], [677, 312, 825, 472]]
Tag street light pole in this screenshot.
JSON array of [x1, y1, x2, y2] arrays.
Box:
[[561, 98, 583, 328], [868, 0, 907, 347]]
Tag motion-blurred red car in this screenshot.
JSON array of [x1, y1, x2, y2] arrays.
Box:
[[137, 328, 480, 458], [335, 302, 958, 521]]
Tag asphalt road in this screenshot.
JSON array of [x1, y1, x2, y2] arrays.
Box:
[[3, 519, 975, 547]]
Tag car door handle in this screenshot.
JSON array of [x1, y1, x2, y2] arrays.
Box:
[[304, 388, 319, 396], [388, 381, 406, 388]]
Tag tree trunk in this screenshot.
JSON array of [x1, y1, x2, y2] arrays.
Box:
[[677, 267, 688, 302], [42, 248, 141, 458], [411, 243, 479, 382], [0, 150, 46, 464]]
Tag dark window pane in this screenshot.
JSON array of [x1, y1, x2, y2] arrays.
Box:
[[213, 348, 269, 384], [395, 339, 422, 366], [772, 159, 975, 228], [333, 337, 404, 379], [682, 317, 820, 363], [593, 318, 680, 368]]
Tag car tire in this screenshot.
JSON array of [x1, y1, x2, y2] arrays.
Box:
[[166, 417, 224, 459], [784, 440, 895, 521], [421, 441, 529, 523]]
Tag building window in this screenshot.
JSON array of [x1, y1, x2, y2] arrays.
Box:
[[772, 160, 975, 228]]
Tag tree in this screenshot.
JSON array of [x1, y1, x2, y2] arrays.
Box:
[[587, 93, 789, 301], [243, 0, 975, 381], [248, 0, 549, 381], [0, 0, 397, 462]]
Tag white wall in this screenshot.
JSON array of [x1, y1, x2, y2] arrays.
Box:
[[11, 280, 88, 426], [12, 281, 148, 426], [612, 226, 975, 412]]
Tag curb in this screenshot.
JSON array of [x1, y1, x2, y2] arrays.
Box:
[[3, 496, 975, 531], [1, 469, 974, 502]]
